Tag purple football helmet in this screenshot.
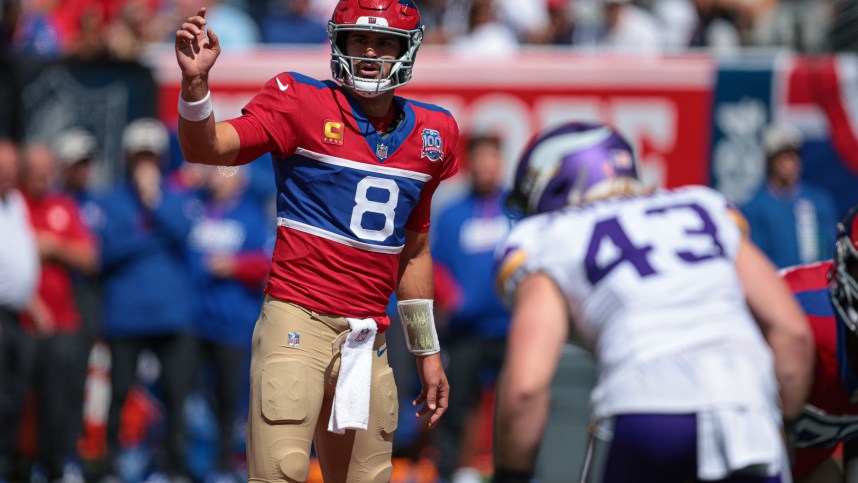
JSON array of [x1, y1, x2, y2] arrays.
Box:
[[506, 122, 640, 217], [832, 205, 858, 333]]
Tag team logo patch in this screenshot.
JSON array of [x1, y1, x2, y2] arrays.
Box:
[[323, 120, 344, 145], [357, 16, 389, 27], [355, 328, 371, 342], [610, 149, 633, 169], [376, 143, 389, 160], [288, 332, 301, 347], [421, 129, 444, 162]]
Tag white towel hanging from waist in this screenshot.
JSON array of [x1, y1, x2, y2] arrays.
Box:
[[328, 317, 377, 434]]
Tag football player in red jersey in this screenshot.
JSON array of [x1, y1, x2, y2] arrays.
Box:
[[175, 1, 456, 481], [782, 205, 858, 483]]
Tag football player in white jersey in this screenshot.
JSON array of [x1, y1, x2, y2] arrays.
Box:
[[492, 122, 815, 483]]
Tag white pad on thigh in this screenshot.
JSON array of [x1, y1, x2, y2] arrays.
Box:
[[697, 406, 786, 481]]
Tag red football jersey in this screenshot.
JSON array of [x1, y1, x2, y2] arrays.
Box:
[[226, 73, 459, 327], [783, 262, 858, 478], [22, 192, 95, 333]]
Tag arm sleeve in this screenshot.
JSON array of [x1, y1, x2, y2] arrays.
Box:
[[225, 116, 279, 166], [224, 73, 302, 164], [405, 116, 461, 232], [495, 220, 545, 307], [405, 177, 441, 233]]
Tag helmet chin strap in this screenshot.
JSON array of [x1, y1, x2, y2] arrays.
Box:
[[347, 76, 393, 98]]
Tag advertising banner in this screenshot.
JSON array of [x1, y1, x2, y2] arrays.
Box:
[[709, 58, 776, 205], [150, 47, 715, 190]]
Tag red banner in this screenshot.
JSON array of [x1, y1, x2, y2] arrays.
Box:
[[152, 47, 714, 188]]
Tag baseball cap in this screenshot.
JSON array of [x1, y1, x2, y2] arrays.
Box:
[[54, 128, 97, 166], [122, 118, 169, 156], [763, 123, 803, 158]]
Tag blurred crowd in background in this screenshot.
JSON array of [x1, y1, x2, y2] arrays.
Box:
[[1, 0, 858, 59], [1, 1, 857, 483]]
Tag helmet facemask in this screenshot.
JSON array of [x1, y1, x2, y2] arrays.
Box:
[[329, 22, 423, 98], [832, 220, 858, 333]]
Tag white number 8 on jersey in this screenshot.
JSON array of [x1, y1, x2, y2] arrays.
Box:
[[350, 177, 399, 242]]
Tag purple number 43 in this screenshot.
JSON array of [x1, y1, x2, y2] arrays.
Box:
[[584, 202, 726, 285]]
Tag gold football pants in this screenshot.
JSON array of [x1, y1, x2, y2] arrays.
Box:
[[247, 297, 398, 482]]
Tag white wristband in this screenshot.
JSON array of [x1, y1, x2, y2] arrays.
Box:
[[397, 299, 440, 356], [178, 90, 212, 122]]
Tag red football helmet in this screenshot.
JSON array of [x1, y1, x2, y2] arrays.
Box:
[[328, 0, 424, 97], [832, 204, 858, 332]]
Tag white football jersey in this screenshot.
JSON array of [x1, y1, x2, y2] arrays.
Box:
[[496, 186, 779, 418]]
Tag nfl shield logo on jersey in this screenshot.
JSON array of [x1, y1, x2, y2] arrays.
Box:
[[376, 143, 388, 160], [421, 129, 444, 162], [288, 332, 300, 347], [355, 328, 371, 342]]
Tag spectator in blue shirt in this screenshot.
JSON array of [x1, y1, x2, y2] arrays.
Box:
[[186, 165, 271, 481], [741, 123, 838, 268], [431, 134, 511, 481], [95, 118, 198, 482]]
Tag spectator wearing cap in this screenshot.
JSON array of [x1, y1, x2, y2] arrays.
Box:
[[54, 127, 104, 471], [19, 141, 98, 482], [0, 138, 39, 483], [450, 0, 520, 57], [740, 123, 839, 268], [597, 0, 664, 54], [55, 128, 97, 202], [94, 118, 197, 482]]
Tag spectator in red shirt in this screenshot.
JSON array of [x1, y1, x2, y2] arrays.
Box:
[[19, 142, 97, 482]]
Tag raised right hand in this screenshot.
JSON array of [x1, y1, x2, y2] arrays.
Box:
[[175, 7, 221, 91]]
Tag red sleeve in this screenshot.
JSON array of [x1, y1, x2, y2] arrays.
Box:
[[224, 73, 301, 164], [405, 115, 460, 232], [232, 251, 271, 289], [437, 115, 461, 182], [405, 177, 439, 233], [61, 196, 96, 248], [225, 116, 278, 166], [432, 261, 462, 311]]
